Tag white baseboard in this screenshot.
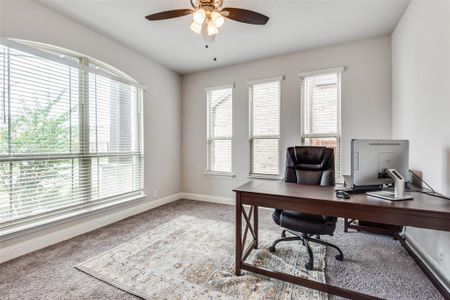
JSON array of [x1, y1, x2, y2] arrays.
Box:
[[1, 192, 232, 263], [180, 193, 277, 213], [405, 231, 450, 293], [0, 193, 182, 264], [180, 192, 234, 205]]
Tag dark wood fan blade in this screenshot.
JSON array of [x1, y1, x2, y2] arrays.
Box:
[[145, 9, 193, 21], [222, 8, 269, 25]]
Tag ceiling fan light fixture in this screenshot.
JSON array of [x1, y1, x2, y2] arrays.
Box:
[[193, 8, 206, 24], [207, 20, 219, 36], [211, 11, 224, 28], [146, 2, 270, 43], [190, 21, 202, 34]]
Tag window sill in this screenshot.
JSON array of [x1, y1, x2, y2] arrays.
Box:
[[204, 171, 236, 178], [0, 192, 146, 241], [249, 174, 282, 181]]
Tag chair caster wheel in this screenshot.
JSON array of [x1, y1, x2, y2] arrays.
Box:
[[335, 254, 344, 261], [305, 262, 314, 270], [269, 246, 276, 252]]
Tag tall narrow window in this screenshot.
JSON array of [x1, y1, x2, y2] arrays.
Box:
[[0, 39, 143, 227], [300, 68, 342, 178], [206, 85, 233, 173], [249, 78, 282, 176]]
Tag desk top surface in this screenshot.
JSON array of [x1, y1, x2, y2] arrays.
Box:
[[234, 181, 450, 215]]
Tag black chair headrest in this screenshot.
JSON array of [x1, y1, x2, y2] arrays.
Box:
[[284, 146, 335, 186], [286, 146, 334, 171]]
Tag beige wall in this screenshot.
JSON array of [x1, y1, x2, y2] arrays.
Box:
[[392, 0, 450, 286], [181, 36, 392, 198]]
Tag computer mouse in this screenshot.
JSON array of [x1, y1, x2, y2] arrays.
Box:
[[336, 190, 350, 199]]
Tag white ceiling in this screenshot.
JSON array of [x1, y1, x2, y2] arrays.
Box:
[[37, 0, 410, 74]]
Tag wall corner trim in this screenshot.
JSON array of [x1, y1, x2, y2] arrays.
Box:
[[180, 192, 234, 205], [298, 66, 345, 78], [404, 231, 450, 295], [0, 193, 253, 263], [204, 83, 235, 91], [247, 75, 285, 85], [0, 193, 182, 264], [0, 192, 236, 263]]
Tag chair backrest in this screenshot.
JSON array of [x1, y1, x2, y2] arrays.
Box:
[[284, 146, 335, 186]]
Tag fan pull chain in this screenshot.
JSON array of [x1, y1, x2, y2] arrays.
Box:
[[205, 43, 218, 62]]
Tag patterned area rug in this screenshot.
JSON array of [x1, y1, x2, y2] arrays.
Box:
[[76, 215, 327, 299]]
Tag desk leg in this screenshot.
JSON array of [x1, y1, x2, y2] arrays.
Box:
[[253, 205, 258, 249], [235, 192, 242, 276]]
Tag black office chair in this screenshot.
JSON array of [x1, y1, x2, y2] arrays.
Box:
[[269, 146, 344, 270]]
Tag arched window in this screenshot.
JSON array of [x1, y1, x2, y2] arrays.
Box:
[[0, 39, 144, 229]]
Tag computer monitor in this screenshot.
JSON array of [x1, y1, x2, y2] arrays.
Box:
[[351, 139, 409, 190]]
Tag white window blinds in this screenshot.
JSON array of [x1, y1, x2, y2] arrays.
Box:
[[206, 86, 233, 173], [301, 71, 342, 178], [0, 40, 143, 226], [249, 79, 281, 176]]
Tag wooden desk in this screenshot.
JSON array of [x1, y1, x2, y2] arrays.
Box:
[[233, 181, 450, 300]]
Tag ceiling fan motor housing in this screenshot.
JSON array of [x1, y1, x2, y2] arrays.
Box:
[[192, 0, 224, 10]]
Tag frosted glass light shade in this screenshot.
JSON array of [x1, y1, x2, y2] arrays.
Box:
[[190, 21, 202, 34], [207, 21, 219, 36], [193, 9, 206, 24], [211, 11, 224, 28]]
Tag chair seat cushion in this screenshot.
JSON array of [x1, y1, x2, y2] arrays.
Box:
[[272, 209, 336, 235]]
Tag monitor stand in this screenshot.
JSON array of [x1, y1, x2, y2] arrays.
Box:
[[349, 184, 383, 193], [366, 169, 413, 201], [338, 175, 382, 193], [366, 190, 413, 201]]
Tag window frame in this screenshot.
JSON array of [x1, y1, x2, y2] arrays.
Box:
[[205, 84, 234, 176], [299, 67, 343, 180], [248, 76, 283, 179], [0, 39, 145, 234]]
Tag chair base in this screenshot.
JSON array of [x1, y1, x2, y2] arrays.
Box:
[[269, 230, 344, 270]]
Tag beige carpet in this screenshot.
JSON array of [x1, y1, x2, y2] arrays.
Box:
[[1, 200, 442, 300], [76, 215, 327, 300]]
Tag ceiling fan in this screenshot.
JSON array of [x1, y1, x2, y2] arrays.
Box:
[[145, 0, 269, 42]]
